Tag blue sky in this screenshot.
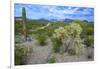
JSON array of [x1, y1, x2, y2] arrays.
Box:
[[14, 3, 94, 22]]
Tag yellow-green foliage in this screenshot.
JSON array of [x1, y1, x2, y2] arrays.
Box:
[[53, 23, 82, 40], [53, 27, 66, 40], [52, 23, 83, 55], [65, 23, 82, 38], [35, 34, 47, 46], [15, 45, 32, 65]]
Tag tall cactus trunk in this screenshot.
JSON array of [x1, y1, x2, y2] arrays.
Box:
[[23, 19, 27, 41], [22, 7, 27, 41]]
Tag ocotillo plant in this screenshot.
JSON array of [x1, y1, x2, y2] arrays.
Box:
[[22, 7, 27, 41]]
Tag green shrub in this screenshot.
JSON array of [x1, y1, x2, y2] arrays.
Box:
[[80, 23, 94, 39], [48, 56, 56, 63], [35, 34, 47, 46], [51, 37, 62, 53], [84, 35, 94, 47], [15, 46, 32, 65], [86, 27, 94, 35], [15, 35, 24, 43]]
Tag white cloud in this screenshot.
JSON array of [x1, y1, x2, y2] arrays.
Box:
[[48, 7, 79, 15]]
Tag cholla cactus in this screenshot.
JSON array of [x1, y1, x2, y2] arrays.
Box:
[[52, 23, 83, 55], [53, 23, 82, 39], [53, 27, 66, 40], [65, 23, 82, 38]]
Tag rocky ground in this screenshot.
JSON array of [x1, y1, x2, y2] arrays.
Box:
[[16, 38, 94, 65]]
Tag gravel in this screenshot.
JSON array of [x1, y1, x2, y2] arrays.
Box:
[[16, 38, 94, 65]]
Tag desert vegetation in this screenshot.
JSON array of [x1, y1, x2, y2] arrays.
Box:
[[15, 6, 94, 65]]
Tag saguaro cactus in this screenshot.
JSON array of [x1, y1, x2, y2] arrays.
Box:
[[22, 7, 27, 41]]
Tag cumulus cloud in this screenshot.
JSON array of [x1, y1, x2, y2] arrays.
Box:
[[48, 7, 78, 15]]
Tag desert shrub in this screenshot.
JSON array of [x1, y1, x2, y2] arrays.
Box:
[[15, 35, 21, 43], [35, 34, 47, 46], [15, 45, 32, 65], [86, 27, 94, 35], [48, 56, 56, 63], [74, 20, 94, 39], [53, 27, 67, 40], [52, 23, 83, 55], [15, 20, 23, 35], [51, 27, 66, 53], [51, 37, 62, 53], [64, 23, 83, 55], [15, 35, 23, 43], [81, 23, 94, 39], [84, 35, 94, 47]]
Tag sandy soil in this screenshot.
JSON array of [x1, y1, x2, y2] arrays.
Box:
[[16, 38, 94, 65]]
